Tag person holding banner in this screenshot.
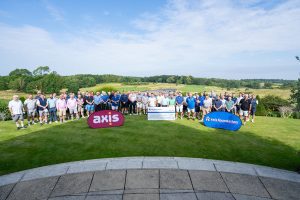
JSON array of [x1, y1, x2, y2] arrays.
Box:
[[200, 95, 212, 122], [111, 92, 120, 111], [186, 93, 196, 120], [213, 96, 223, 112], [148, 93, 157, 107]]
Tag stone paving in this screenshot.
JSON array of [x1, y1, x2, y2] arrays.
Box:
[[0, 157, 300, 200]]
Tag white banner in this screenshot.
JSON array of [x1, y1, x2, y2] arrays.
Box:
[[147, 107, 175, 120]]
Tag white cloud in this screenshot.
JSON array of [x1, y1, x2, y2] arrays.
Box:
[[0, 0, 300, 79]]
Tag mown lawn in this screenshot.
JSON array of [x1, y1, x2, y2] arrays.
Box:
[[0, 116, 300, 175]]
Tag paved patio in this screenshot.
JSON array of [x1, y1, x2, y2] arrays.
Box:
[[1, 157, 299, 200]]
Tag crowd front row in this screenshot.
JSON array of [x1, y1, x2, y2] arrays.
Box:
[[8, 90, 258, 130]]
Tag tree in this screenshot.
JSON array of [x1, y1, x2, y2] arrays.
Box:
[[33, 66, 50, 76], [255, 95, 267, 116], [166, 76, 176, 83], [290, 78, 300, 111], [9, 68, 32, 77]]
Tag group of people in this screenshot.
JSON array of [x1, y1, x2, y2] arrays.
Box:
[[8, 90, 258, 130]]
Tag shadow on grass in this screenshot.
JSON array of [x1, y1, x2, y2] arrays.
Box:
[[0, 116, 300, 175]]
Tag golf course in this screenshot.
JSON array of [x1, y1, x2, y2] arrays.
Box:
[[1, 114, 300, 175]]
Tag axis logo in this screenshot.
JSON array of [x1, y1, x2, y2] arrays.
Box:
[[88, 110, 125, 128]]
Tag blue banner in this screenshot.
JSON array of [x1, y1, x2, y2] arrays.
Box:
[[203, 112, 242, 131]]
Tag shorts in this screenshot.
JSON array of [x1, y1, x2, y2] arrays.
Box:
[[112, 105, 118, 110], [121, 102, 129, 108], [12, 114, 24, 122], [69, 108, 78, 114], [187, 108, 195, 112], [27, 110, 36, 117], [78, 106, 84, 113], [39, 109, 48, 117], [176, 105, 183, 112], [251, 108, 256, 115], [58, 109, 66, 116], [239, 110, 249, 117], [136, 102, 143, 108], [85, 104, 94, 112], [142, 103, 148, 110], [195, 106, 200, 112], [202, 107, 210, 113]]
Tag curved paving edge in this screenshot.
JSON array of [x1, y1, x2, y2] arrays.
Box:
[[1, 157, 300, 186]]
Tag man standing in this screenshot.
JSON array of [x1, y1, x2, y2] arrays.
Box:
[[225, 96, 235, 113], [77, 94, 85, 118], [47, 93, 58, 124], [250, 94, 258, 123], [213, 96, 223, 112], [142, 92, 149, 115], [201, 95, 212, 122], [56, 94, 67, 123], [94, 92, 103, 112], [128, 92, 137, 115], [111, 92, 120, 111], [186, 93, 196, 120], [239, 94, 252, 125], [67, 94, 79, 120], [136, 92, 143, 115], [85, 92, 94, 117], [101, 91, 109, 110], [148, 93, 157, 107], [8, 95, 26, 130], [120, 91, 129, 114], [24, 94, 37, 125], [161, 93, 169, 107], [175, 92, 184, 119], [37, 94, 48, 125]]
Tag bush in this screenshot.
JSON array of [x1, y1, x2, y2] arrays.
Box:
[[292, 112, 300, 119], [255, 95, 267, 116], [261, 95, 290, 112], [0, 100, 11, 121], [278, 106, 293, 118]]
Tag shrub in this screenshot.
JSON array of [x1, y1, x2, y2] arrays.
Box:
[[0, 100, 11, 121], [255, 95, 267, 116], [292, 112, 300, 119], [261, 95, 290, 112], [278, 106, 293, 118]]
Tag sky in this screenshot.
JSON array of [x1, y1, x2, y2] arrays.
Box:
[[0, 0, 300, 79]]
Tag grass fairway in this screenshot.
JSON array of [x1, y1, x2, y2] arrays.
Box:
[[0, 116, 300, 175]]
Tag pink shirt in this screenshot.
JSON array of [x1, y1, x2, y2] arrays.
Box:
[[67, 98, 77, 109], [56, 99, 67, 110]]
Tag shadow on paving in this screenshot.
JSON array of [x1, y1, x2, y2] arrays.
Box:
[[0, 116, 300, 175]]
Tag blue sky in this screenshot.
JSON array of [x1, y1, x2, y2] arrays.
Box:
[[0, 0, 300, 79]]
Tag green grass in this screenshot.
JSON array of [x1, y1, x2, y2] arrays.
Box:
[[0, 116, 300, 175]]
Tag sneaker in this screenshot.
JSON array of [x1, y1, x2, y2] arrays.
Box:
[[20, 126, 26, 129], [55, 121, 58, 123], [32, 121, 37, 125], [17, 127, 21, 130], [251, 119, 254, 123], [49, 121, 52, 124]]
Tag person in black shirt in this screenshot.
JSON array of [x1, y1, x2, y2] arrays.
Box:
[[239, 94, 252, 125]]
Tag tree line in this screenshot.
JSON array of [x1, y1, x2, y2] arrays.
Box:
[[0, 67, 297, 94]]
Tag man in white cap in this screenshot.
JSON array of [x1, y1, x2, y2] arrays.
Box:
[[8, 95, 26, 130]]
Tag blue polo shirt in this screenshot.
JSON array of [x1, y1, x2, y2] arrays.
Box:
[[38, 98, 47, 110], [112, 96, 120, 106], [101, 95, 109, 103], [214, 99, 222, 109], [186, 97, 196, 109], [175, 96, 184, 104], [94, 95, 102, 105], [199, 96, 205, 106], [120, 94, 128, 102]]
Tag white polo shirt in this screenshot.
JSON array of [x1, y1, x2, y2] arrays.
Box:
[[8, 100, 23, 115]]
